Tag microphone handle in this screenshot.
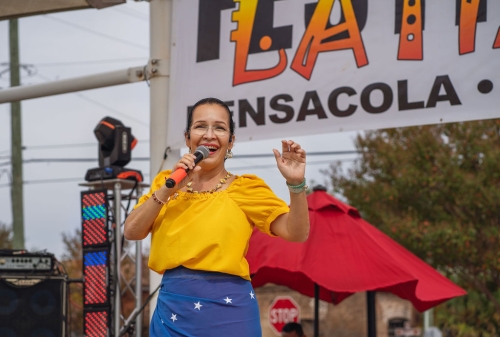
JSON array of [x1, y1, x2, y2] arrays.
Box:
[[165, 151, 206, 188], [165, 169, 188, 188]]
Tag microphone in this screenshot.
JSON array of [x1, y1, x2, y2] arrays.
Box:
[[165, 146, 210, 188]]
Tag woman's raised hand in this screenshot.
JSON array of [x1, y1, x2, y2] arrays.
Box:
[[272, 140, 306, 185]]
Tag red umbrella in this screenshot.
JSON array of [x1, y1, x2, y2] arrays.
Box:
[[247, 187, 466, 335]]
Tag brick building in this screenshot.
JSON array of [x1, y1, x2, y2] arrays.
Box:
[[256, 284, 421, 337]]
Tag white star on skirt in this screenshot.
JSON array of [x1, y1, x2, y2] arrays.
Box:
[[249, 291, 255, 299], [170, 313, 177, 322], [194, 302, 203, 310], [223, 297, 233, 304]]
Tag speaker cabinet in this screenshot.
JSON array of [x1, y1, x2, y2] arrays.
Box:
[[0, 276, 67, 337]]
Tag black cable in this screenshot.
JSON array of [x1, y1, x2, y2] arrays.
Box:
[[157, 146, 170, 174], [124, 180, 138, 219]]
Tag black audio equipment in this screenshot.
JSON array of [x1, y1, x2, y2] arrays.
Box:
[[0, 255, 54, 273], [0, 251, 55, 274], [0, 275, 67, 336]]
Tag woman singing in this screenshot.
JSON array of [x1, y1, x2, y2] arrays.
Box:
[[124, 97, 309, 337]]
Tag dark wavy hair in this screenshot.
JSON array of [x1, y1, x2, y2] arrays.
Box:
[[282, 322, 304, 336], [185, 97, 235, 142]]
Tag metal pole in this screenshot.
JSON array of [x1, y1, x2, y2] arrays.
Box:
[[314, 283, 319, 337], [135, 185, 143, 337], [367, 291, 376, 337], [423, 308, 434, 333], [114, 182, 122, 337], [149, 0, 180, 317], [0, 67, 144, 104], [9, 18, 24, 249]]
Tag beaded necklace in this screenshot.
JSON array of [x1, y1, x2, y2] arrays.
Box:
[[186, 172, 232, 193]]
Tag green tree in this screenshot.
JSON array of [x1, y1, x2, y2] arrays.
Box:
[[326, 120, 500, 336], [0, 222, 13, 249]]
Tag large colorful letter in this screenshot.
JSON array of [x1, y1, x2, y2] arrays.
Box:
[[230, 0, 288, 86], [494, 27, 500, 49], [458, 0, 481, 54], [291, 0, 368, 80], [397, 0, 423, 60]]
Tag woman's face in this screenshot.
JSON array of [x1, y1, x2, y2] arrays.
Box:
[[185, 103, 235, 169]]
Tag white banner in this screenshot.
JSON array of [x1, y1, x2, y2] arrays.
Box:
[[168, 0, 500, 149]]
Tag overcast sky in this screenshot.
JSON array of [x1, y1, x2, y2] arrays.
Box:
[[0, 1, 358, 258]]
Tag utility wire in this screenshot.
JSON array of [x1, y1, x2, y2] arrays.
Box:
[[74, 93, 149, 127], [114, 6, 149, 18], [22, 140, 149, 151], [0, 152, 359, 168], [31, 57, 147, 67], [43, 15, 148, 50], [0, 158, 355, 188], [0, 157, 148, 167], [35, 73, 149, 128], [228, 158, 356, 171], [0, 151, 359, 164], [111, 7, 149, 22], [0, 174, 150, 188], [232, 150, 359, 158]]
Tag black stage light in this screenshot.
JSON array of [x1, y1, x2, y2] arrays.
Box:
[[85, 116, 143, 182], [95, 116, 137, 168]]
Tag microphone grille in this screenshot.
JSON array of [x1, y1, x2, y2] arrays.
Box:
[[195, 145, 210, 159]]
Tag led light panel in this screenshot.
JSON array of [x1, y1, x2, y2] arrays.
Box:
[[81, 190, 109, 247]]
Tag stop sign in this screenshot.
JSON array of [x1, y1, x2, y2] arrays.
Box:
[[268, 296, 300, 335]]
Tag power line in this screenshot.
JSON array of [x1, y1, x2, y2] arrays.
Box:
[[22, 140, 149, 150], [111, 7, 149, 22], [0, 139, 149, 155], [0, 152, 359, 167], [228, 158, 356, 171], [43, 15, 148, 50], [0, 174, 151, 188], [0, 157, 147, 167], [232, 150, 359, 158], [74, 93, 149, 127], [114, 6, 149, 18], [31, 57, 147, 67], [35, 73, 149, 128], [0, 157, 355, 188]]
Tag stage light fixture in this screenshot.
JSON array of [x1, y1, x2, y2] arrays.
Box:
[[85, 116, 143, 182], [94, 116, 137, 168]]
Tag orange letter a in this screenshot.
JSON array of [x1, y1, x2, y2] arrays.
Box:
[[291, 0, 368, 80]]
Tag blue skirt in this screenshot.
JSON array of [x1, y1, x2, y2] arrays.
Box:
[[150, 266, 262, 337]]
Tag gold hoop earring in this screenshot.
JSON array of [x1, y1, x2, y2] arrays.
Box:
[[225, 149, 233, 159]]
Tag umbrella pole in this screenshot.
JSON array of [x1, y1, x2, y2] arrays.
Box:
[[314, 283, 319, 337], [367, 291, 376, 337]]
